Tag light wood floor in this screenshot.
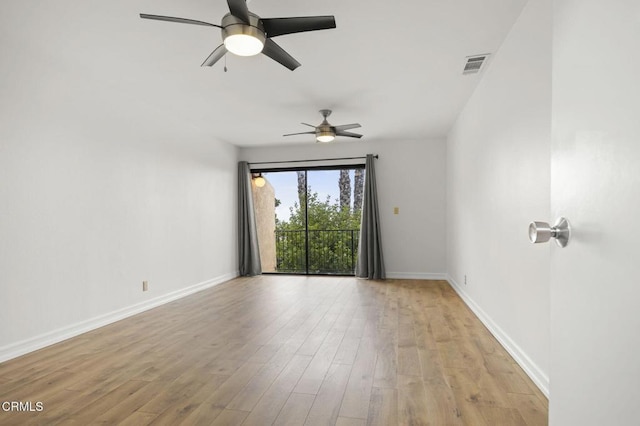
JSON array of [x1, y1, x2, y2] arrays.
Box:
[[0, 276, 548, 425]]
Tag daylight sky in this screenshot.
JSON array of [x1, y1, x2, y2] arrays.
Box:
[[263, 170, 356, 222]]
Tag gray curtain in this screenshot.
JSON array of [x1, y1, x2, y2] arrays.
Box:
[[238, 161, 261, 276], [356, 154, 385, 279]]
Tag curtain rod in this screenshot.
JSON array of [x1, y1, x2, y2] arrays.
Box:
[[249, 155, 378, 166]]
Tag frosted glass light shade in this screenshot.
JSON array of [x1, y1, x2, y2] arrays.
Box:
[[221, 13, 266, 57], [254, 176, 266, 187], [316, 131, 335, 143], [224, 34, 264, 56]]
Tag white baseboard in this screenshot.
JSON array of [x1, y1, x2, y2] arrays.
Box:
[[446, 274, 550, 398], [0, 272, 238, 363], [386, 272, 448, 280]]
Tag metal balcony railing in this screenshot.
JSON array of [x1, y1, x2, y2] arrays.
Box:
[[275, 229, 360, 275]]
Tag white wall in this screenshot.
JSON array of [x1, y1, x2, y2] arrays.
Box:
[[446, 0, 551, 394], [0, 13, 238, 360], [240, 138, 447, 279], [0, 123, 238, 362]]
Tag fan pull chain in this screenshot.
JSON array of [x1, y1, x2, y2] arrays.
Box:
[[224, 55, 227, 72]]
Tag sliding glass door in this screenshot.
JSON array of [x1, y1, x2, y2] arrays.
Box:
[[251, 166, 364, 275]]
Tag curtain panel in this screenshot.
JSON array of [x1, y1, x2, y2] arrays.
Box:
[[237, 161, 262, 276], [355, 154, 385, 279]]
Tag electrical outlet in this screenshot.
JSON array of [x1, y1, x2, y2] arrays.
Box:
[[143, 281, 148, 292], [464, 275, 467, 285]]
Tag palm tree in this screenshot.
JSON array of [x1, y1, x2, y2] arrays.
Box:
[[296, 170, 306, 208], [353, 168, 364, 212], [339, 170, 351, 210]]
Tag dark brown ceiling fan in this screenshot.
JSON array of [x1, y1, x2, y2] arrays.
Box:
[[284, 109, 363, 143], [140, 0, 336, 71]]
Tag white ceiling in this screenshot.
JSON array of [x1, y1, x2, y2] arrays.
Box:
[[1, 0, 527, 148]]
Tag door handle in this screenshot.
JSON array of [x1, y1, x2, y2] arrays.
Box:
[[528, 217, 571, 248]]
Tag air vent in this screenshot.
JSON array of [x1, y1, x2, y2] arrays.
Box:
[[462, 54, 490, 75]]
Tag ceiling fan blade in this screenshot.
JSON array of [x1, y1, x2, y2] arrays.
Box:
[[201, 44, 228, 67], [261, 16, 336, 38], [140, 14, 222, 28], [335, 130, 363, 139], [262, 39, 301, 71], [334, 123, 361, 132], [227, 0, 250, 23], [301, 123, 317, 128], [283, 131, 316, 137]]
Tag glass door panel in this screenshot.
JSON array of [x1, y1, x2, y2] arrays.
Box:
[[306, 169, 362, 274], [252, 170, 306, 273], [252, 167, 363, 275]]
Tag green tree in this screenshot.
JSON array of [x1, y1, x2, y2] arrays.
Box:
[[276, 188, 361, 274]]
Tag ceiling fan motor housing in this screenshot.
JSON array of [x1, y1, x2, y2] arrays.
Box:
[[316, 124, 335, 143], [315, 110, 335, 142], [221, 13, 266, 55]]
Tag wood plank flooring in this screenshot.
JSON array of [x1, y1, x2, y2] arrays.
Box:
[[0, 276, 548, 425]]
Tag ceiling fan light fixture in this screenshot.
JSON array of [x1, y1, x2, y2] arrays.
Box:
[[222, 13, 266, 56], [224, 34, 264, 56], [316, 131, 335, 143]]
